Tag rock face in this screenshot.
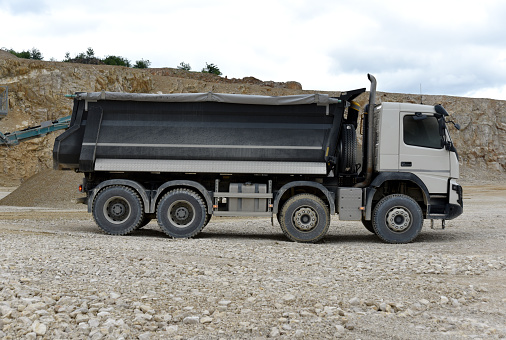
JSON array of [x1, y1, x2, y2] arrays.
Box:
[[0, 58, 153, 185], [0, 54, 504, 185]]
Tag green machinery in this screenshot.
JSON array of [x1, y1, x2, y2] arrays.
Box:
[[0, 86, 71, 145]]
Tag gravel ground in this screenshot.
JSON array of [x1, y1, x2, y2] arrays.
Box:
[[0, 185, 505, 339]]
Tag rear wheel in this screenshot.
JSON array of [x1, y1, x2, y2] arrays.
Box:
[[157, 189, 206, 238], [372, 194, 423, 243], [92, 186, 144, 235], [136, 215, 153, 229], [279, 194, 330, 243]]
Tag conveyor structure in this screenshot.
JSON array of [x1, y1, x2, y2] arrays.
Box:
[[0, 116, 71, 146]]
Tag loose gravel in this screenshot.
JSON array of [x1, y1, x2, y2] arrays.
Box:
[[0, 170, 83, 209], [0, 185, 505, 339]]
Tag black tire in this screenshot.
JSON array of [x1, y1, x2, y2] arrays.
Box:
[[279, 194, 330, 243], [203, 214, 212, 228], [92, 186, 144, 235], [361, 219, 375, 233], [156, 189, 206, 238], [136, 215, 153, 229], [372, 194, 423, 243], [338, 124, 357, 174]]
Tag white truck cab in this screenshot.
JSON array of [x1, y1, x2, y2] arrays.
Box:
[[360, 100, 463, 242], [376, 102, 459, 191]]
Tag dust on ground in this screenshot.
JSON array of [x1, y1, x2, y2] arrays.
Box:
[[0, 179, 505, 338]]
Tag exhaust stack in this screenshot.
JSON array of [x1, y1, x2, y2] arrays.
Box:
[[354, 74, 377, 188]]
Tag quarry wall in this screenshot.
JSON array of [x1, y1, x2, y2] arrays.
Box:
[[0, 53, 504, 185]]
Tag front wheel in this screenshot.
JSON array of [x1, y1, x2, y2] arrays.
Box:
[[156, 189, 207, 238], [279, 194, 330, 243], [372, 194, 423, 243]]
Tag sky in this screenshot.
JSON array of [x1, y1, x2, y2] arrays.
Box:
[[1, 0, 505, 100]]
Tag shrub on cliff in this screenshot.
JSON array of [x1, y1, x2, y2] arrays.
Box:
[[103, 55, 131, 67], [133, 59, 151, 69], [6, 48, 43, 60], [177, 62, 191, 71], [201, 63, 222, 76], [64, 48, 104, 65]]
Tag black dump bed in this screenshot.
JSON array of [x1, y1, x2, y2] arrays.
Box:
[[53, 90, 364, 175]]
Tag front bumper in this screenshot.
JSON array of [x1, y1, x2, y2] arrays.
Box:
[[446, 182, 463, 219], [427, 182, 463, 220], [444, 182, 463, 220], [445, 202, 463, 220]]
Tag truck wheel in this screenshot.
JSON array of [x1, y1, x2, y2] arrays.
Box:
[[279, 194, 330, 243], [157, 189, 206, 238], [136, 215, 153, 230], [338, 124, 357, 174], [92, 186, 144, 235], [203, 214, 212, 228], [372, 194, 423, 243], [361, 219, 375, 233]]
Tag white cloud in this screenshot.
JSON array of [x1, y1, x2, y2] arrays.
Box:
[[464, 85, 506, 101], [1, 0, 505, 99]]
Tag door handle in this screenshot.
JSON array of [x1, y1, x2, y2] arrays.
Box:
[[401, 161, 412, 167]]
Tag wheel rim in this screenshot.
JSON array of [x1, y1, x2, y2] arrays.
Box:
[[292, 206, 318, 232], [386, 207, 411, 232], [168, 200, 195, 228], [103, 196, 131, 224]]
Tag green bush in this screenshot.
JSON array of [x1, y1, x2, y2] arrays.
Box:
[[133, 59, 151, 69], [103, 55, 131, 67], [7, 48, 43, 60], [201, 62, 222, 76], [177, 62, 191, 71], [29, 48, 43, 60], [64, 47, 103, 64]]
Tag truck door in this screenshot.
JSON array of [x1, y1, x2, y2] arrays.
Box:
[[398, 112, 450, 193]]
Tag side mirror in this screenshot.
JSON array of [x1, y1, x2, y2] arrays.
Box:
[[446, 120, 461, 130]]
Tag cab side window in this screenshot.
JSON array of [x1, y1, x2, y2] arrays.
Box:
[[403, 115, 442, 149]]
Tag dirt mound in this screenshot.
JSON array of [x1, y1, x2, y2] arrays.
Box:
[[149, 68, 302, 90], [0, 169, 85, 209]]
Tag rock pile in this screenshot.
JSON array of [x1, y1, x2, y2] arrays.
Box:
[[0, 169, 83, 208]]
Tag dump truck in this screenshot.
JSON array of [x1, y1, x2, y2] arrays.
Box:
[[53, 74, 463, 243]]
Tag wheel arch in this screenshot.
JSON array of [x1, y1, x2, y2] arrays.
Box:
[[88, 179, 150, 214], [364, 172, 430, 220], [152, 180, 213, 214], [273, 181, 336, 215]]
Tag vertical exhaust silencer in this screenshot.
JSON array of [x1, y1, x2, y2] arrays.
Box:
[[354, 74, 377, 188]]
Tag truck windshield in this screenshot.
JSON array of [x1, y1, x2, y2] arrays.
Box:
[[403, 115, 443, 149]]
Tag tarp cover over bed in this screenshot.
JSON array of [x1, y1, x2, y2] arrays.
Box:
[[76, 91, 341, 107]]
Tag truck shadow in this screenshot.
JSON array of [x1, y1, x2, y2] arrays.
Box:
[[101, 225, 465, 244], [127, 227, 379, 244]]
